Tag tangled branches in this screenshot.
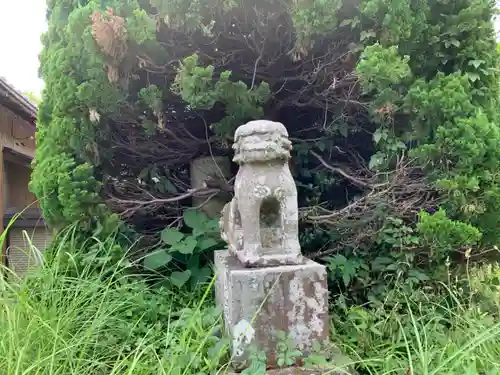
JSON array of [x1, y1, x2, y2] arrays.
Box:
[[106, 179, 221, 220], [84, 1, 407, 243], [104, 168, 234, 232], [302, 150, 440, 258]]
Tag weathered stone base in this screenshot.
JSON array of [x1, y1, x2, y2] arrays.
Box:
[[236, 251, 306, 268], [215, 250, 329, 369]]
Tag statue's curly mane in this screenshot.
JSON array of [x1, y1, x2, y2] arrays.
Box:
[[232, 131, 292, 164]]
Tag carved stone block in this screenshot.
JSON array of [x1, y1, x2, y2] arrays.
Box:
[[215, 250, 329, 369]]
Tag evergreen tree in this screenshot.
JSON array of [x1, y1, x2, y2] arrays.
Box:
[[32, 0, 499, 264]]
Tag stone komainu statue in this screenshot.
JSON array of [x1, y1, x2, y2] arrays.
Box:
[[220, 120, 303, 267]]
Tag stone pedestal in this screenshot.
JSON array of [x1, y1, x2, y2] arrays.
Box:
[[215, 250, 329, 369]]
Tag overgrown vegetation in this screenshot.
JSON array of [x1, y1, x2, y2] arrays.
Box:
[[1, 233, 500, 374], [32, 0, 500, 274], [18, 0, 500, 373], [0, 235, 228, 375]]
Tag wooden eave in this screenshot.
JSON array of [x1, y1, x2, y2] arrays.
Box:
[[0, 78, 37, 125]]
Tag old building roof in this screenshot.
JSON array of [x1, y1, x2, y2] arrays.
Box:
[[0, 77, 37, 123]]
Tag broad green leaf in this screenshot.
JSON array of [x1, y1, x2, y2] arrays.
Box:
[[183, 209, 210, 230], [144, 249, 172, 270], [198, 237, 219, 250], [172, 237, 197, 254], [190, 266, 212, 288], [408, 269, 430, 281], [161, 227, 184, 245], [206, 218, 220, 231], [192, 228, 206, 238], [170, 270, 192, 288], [187, 254, 201, 276], [385, 263, 400, 271]]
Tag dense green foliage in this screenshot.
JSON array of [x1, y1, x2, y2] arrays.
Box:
[[32, 0, 499, 250], [27, 1, 500, 373], [1, 234, 500, 374]]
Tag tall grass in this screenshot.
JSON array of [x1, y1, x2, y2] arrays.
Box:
[[0, 228, 230, 375], [0, 226, 499, 374], [333, 279, 500, 375]]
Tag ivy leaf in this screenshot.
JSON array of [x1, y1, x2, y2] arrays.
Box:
[[184, 209, 210, 231], [373, 130, 382, 144], [172, 237, 198, 254], [368, 153, 384, 170], [170, 270, 192, 288], [342, 261, 358, 286], [468, 59, 484, 69], [144, 249, 173, 270], [467, 72, 480, 82], [161, 228, 185, 245]]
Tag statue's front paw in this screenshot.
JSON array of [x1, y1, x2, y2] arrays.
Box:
[[244, 243, 261, 257]]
